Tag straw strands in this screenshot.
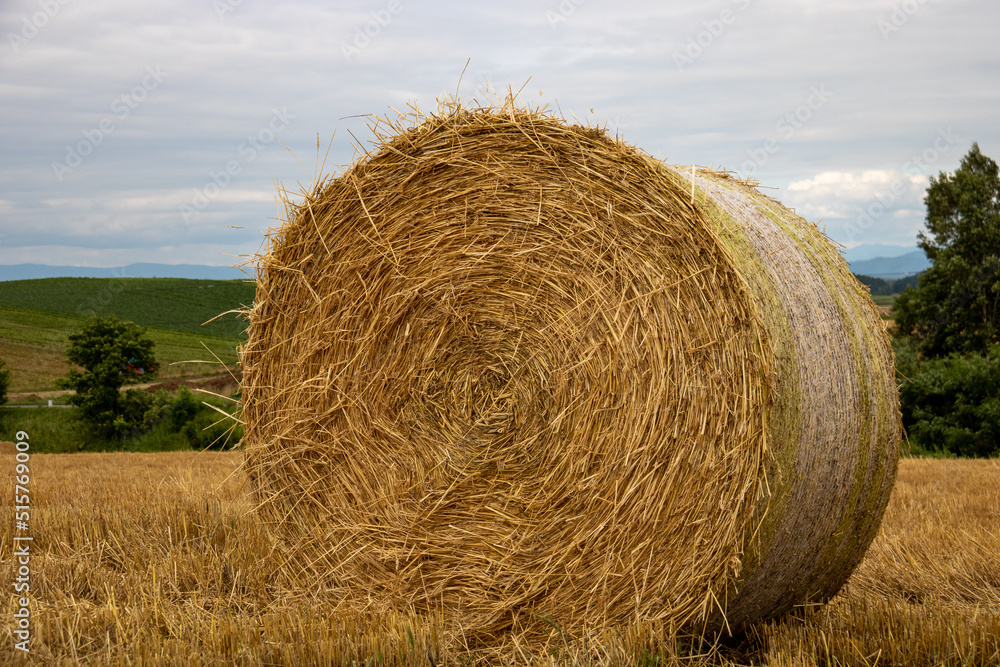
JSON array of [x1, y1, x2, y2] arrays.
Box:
[[240, 98, 900, 641]]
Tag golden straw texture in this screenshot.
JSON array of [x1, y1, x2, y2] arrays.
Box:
[[240, 99, 899, 641]]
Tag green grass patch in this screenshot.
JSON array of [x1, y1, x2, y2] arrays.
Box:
[[0, 306, 80, 348], [0, 338, 73, 392], [0, 388, 242, 453], [0, 277, 254, 339], [0, 305, 241, 392], [5, 394, 72, 406], [0, 407, 92, 452], [902, 437, 959, 459], [871, 294, 896, 307], [144, 328, 240, 375]]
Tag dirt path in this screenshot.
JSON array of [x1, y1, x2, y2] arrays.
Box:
[[8, 370, 242, 400], [8, 388, 73, 399]]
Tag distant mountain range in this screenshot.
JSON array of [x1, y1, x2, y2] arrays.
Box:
[[0, 248, 931, 283], [840, 243, 918, 263], [845, 248, 930, 278], [0, 263, 248, 282]]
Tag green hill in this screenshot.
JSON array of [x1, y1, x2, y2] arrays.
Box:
[[0, 278, 256, 393], [0, 277, 255, 338]]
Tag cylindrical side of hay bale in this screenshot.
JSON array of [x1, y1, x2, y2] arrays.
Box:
[[667, 168, 901, 632], [240, 104, 900, 638]]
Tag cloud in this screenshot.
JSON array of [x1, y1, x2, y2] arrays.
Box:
[[785, 170, 928, 218], [0, 243, 260, 268], [0, 0, 998, 266], [782, 170, 931, 247], [3, 188, 268, 250]]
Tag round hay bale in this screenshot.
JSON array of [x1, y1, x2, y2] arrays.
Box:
[[240, 101, 900, 637]]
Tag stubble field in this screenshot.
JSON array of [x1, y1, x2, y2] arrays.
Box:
[[1, 447, 998, 666]]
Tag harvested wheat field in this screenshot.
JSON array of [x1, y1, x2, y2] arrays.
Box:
[[0, 450, 997, 665], [239, 98, 898, 644]]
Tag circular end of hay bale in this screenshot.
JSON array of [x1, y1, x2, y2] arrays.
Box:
[[240, 102, 899, 638], [242, 105, 769, 632]]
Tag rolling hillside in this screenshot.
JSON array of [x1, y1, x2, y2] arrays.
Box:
[[0, 277, 254, 338], [0, 278, 256, 393]]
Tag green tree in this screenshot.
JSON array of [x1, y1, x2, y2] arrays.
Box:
[[0, 359, 11, 407], [58, 315, 160, 441], [894, 143, 1000, 356], [894, 338, 1000, 457]]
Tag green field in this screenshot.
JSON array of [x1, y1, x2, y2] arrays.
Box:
[[0, 277, 255, 392], [870, 294, 896, 307], [0, 277, 254, 338]]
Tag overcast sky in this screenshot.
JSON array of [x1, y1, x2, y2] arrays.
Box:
[[1, 0, 997, 268]]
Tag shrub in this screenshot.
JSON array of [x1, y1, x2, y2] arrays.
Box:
[[138, 386, 241, 451], [181, 406, 242, 450], [895, 337, 1000, 458]]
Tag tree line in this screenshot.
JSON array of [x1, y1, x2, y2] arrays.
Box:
[[853, 273, 921, 296]]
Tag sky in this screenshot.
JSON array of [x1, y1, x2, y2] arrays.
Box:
[[1, 0, 997, 269]]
